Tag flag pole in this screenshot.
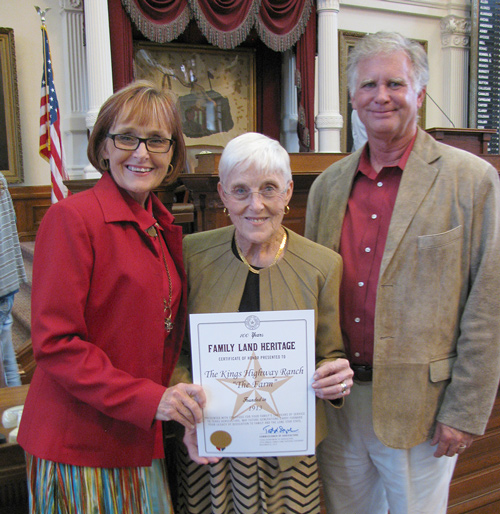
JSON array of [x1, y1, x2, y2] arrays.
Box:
[[35, 5, 70, 203], [36, 7, 51, 152]]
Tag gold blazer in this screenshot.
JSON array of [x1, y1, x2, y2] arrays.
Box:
[[182, 226, 345, 467]]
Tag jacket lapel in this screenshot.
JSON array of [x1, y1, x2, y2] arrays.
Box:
[[380, 129, 441, 276], [321, 153, 360, 253]]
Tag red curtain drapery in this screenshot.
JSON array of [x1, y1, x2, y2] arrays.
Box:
[[120, 0, 313, 51], [108, 0, 134, 91], [295, 1, 316, 151]]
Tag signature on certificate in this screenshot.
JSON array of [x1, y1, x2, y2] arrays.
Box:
[[262, 425, 299, 434]]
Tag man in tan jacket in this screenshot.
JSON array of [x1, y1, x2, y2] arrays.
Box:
[[305, 31, 500, 514]]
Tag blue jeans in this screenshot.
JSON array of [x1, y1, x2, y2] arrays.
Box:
[[0, 292, 22, 386]]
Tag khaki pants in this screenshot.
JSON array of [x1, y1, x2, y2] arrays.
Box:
[[317, 381, 457, 514]]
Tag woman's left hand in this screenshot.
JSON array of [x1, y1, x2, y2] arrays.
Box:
[[155, 383, 206, 430], [312, 358, 354, 400]]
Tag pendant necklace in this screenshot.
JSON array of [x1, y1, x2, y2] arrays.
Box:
[[148, 223, 174, 333], [235, 229, 287, 275]]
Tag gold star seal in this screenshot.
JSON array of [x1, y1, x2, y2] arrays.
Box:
[[217, 352, 292, 419]]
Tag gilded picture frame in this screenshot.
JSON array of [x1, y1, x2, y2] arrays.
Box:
[[0, 27, 23, 183], [338, 30, 427, 153], [133, 42, 256, 151]]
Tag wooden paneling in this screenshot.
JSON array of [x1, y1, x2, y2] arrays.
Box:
[[0, 386, 29, 514], [448, 389, 500, 513], [9, 185, 51, 242]]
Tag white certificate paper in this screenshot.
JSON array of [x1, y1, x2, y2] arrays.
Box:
[[189, 310, 316, 457]]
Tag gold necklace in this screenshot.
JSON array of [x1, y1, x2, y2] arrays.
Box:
[[235, 229, 287, 275], [148, 223, 174, 333]]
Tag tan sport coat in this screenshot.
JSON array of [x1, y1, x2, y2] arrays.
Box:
[[182, 226, 345, 465], [305, 128, 500, 449]]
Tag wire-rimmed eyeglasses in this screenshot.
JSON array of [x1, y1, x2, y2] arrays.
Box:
[[106, 133, 175, 153], [221, 185, 288, 202]]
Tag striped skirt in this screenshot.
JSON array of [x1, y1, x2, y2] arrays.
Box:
[[25, 453, 173, 514], [176, 444, 321, 514]]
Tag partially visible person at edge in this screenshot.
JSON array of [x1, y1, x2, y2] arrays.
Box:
[[0, 172, 27, 387], [176, 132, 353, 514], [17, 81, 207, 514], [305, 31, 500, 514]]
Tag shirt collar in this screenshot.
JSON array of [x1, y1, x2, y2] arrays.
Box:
[[358, 131, 418, 178]]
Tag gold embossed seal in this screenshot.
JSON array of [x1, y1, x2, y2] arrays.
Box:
[[210, 430, 232, 451]]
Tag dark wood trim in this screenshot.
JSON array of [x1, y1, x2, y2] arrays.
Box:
[[9, 185, 52, 242], [448, 388, 500, 513]]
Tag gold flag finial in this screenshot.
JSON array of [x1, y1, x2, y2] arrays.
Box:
[[35, 6, 51, 26]]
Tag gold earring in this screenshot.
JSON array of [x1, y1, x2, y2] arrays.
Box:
[[223, 207, 230, 216], [166, 163, 174, 176], [284, 205, 290, 215]]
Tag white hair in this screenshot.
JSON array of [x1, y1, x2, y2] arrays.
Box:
[[218, 133, 292, 185]]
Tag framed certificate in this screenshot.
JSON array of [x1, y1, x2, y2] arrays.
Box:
[[190, 310, 316, 457]]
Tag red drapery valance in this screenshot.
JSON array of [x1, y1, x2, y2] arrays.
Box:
[[120, 0, 313, 52], [121, 0, 191, 42]]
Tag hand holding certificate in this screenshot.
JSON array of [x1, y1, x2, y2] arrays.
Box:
[[190, 310, 316, 457]]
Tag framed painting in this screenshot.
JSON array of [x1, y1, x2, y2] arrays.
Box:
[[134, 42, 256, 151], [338, 30, 427, 153], [0, 27, 23, 183]]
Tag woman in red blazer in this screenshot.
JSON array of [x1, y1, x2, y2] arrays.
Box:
[[18, 81, 206, 513]]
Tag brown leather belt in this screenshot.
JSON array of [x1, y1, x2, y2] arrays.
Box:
[[352, 364, 373, 382]]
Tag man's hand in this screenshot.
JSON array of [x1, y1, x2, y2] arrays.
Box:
[[431, 421, 474, 458]]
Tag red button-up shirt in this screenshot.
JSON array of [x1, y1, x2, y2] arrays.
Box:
[[339, 136, 416, 365]]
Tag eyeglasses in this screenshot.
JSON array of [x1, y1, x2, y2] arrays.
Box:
[[222, 185, 287, 202], [106, 133, 175, 153]]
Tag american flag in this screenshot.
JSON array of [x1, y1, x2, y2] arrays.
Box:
[[39, 25, 69, 203]]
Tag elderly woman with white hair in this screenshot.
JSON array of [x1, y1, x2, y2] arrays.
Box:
[[177, 132, 353, 514]]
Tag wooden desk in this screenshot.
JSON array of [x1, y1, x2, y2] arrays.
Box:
[[426, 127, 497, 155], [0, 385, 29, 514]]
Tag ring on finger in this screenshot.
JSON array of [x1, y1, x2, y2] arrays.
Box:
[[340, 382, 348, 394]]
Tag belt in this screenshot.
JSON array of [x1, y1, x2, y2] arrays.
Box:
[[351, 364, 373, 382]]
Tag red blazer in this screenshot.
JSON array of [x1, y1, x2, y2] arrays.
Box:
[[18, 172, 187, 468]]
